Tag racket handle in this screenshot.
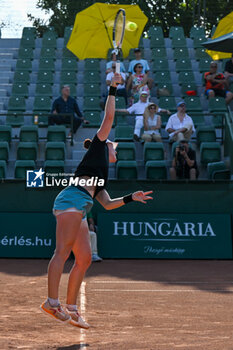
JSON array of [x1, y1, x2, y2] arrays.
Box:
[[116, 61, 120, 74]]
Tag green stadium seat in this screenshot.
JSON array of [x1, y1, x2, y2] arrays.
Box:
[[17, 142, 37, 161], [154, 71, 171, 84], [20, 36, 35, 48], [22, 27, 36, 37], [83, 97, 100, 111], [8, 96, 26, 111], [43, 27, 57, 38], [47, 125, 66, 142], [169, 26, 185, 39], [20, 126, 39, 142], [146, 160, 167, 179], [175, 58, 192, 72], [84, 83, 100, 96], [39, 58, 55, 71], [18, 47, 34, 59], [42, 35, 57, 48], [11, 83, 29, 97], [150, 37, 165, 48], [45, 142, 65, 160], [62, 47, 77, 58], [196, 126, 216, 145], [114, 125, 134, 142], [115, 96, 126, 109], [171, 37, 187, 48], [6, 113, 24, 127], [190, 26, 205, 39], [152, 58, 169, 72], [207, 161, 230, 180], [148, 26, 164, 38], [190, 114, 205, 127], [198, 58, 212, 72], [173, 47, 189, 59], [14, 71, 30, 84], [61, 58, 78, 72], [200, 142, 221, 165], [44, 160, 64, 174], [35, 83, 53, 97], [40, 47, 56, 58], [115, 114, 128, 125], [0, 125, 11, 143], [184, 96, 202, 112], [193, 37, 206, 48], [195, 48, 209, 60], [158, 96, 176, 112], [83, 111, 101, 127], [15, 160, 35, 179], [84, 59, 100, 71], [84, 71, 101, 84], [156, 83, 173, 96], [208, 97, 227, 114], [144, 142, 164, 162], [116, 142, 136, 160], [33, 96, 51, 111], [60, 71, 77, 84], [32, 112, 48, 127], [151, 48, 167, 59], [64, 26, 73, 44], [178, 71, 195, 84], [211, 26, 216, 37], [0, 142, 9, 161], [180, 83, 197, 97], [0, 160, 6, 178], [37, 70, 54, 84], [16, 59, 32, 71], [116, 160, 137, 179]]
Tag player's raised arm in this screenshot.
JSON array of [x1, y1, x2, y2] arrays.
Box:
[[97, 73, 122, 141]]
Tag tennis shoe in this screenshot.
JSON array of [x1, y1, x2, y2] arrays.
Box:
[[65, 308, 90, 329], [40, 300, 71, 323]]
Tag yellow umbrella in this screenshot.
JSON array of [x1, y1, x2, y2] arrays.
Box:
[[206, 11, 233, 60], [67, 3, 148, 59]]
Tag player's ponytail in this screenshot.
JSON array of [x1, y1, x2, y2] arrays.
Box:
[[83, 138, 92, 149]]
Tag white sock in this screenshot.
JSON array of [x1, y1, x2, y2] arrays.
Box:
[[66, 304, 78, 311], [48, 297, 60, 307]]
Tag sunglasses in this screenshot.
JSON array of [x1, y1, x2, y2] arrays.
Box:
[[137, 66, 143, 68], [141, 94, 148, 97], [179, 104, 186, 107], [211, 65, 217, 68], [149, 106, 156, 109]]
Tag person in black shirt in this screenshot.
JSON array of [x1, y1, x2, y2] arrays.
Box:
[[49, 85, 89, 134], [170, 140, 198, 180], [40, 74, 153, 329], [224, 54, 233, 88]]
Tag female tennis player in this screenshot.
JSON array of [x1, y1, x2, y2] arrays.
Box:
[[40, 74, 153, 329]]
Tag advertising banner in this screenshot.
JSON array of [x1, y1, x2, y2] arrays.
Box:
[[97, 213, 232, 259], [0, 213, 56, 258]]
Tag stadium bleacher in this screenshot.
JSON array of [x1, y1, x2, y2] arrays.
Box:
[[0, 25, 231, 180]]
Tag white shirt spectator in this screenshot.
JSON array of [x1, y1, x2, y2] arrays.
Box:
[[106, 71, 126, 90], [128, 59, 150, 74], [144, 115, 160, 135], [165, 113, 195, 134]]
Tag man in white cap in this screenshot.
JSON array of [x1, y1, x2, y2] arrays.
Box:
[[165, 101, 195, 142], [116, 90, 170, 141]]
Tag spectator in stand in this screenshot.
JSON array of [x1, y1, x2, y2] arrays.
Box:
[[165, 101, 195, 142], [87, 211, 102, 262], [49, 85, 89, 134], [170, 139, 199, 180], [141, 103, 162, 143], [128, 48, 153, 89], [106, 49, 126, 74], [116, 90, 170, 141], [106, 63, 127, 105], [204, 61, 233, 104], [224, 54, 233, 88], [126, 63, 150, 105]]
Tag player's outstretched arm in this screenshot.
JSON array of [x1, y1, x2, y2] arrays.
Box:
[[96, 189, 153, 210], [97, 73, 122, 141]]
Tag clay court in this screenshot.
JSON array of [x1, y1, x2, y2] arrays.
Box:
[[1, 259, 233, 350]]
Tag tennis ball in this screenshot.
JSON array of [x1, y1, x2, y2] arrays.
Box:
[[126, 22, 137, 32]]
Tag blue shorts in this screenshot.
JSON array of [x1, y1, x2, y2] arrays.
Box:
[[53, 185, 93, 219]]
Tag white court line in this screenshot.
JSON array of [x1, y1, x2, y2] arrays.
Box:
[[91, 288, 233, 293], [90, 280, 233, 284], [80, 282, 86, 349]]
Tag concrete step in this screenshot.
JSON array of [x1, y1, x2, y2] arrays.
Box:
[[0, 77, 10, 84], [0, 89, 7, 97], [0, 53, 13, 60]]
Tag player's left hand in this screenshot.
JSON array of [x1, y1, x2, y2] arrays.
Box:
[[132, 190, 153, 204]]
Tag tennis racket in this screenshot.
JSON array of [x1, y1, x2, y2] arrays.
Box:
[[112, 9, 126, 74]]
